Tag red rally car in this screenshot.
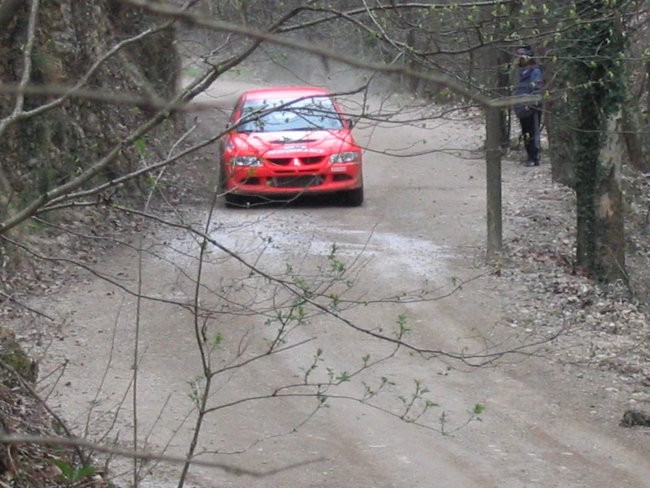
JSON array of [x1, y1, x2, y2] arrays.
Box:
[[219, 86, 364, 207]]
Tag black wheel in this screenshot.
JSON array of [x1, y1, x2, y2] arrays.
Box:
[[341, 186, 364, 207], [218, 164, 227, 194], [220, 163, 247, 208], [224, 192, 248, 208]]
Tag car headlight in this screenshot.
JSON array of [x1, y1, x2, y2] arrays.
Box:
[[329, 151, 361, 164], [230, 155, 262, 167]]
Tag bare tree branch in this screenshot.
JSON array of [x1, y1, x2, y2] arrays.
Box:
[[0, 433, 325, 476]]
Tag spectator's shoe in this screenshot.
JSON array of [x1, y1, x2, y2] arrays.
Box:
[[524, 159, 539, 167]]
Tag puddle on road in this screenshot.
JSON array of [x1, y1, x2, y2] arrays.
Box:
[[310, 228, 453, 280], [161, 210, 453, 282]]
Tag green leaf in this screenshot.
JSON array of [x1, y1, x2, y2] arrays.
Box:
[[52, 459, 97, 481], [52, 459, 74, 479]]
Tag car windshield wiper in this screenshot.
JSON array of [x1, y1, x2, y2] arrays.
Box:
[[289, 126, 322, 131], [236, 122, 265, 133]]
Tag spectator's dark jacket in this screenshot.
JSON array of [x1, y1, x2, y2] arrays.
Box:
[[514, 63, 543, 118]]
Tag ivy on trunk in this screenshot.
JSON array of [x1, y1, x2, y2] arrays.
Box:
[[568, 1, 627, 282]]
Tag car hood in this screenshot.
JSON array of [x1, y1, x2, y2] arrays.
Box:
[[230, 130, 355, 156]]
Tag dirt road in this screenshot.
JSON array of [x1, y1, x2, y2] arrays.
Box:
[[29, 78, 649, 487]]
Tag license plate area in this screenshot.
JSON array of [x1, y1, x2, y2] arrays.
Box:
[[270, 175, 324, 188]]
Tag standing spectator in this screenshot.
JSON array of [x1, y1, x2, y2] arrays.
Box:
[[514, 45, 544, 167]]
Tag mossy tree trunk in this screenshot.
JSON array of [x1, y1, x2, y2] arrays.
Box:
[[546, 62, 578, 187], [571, 0, 627, 282], [0, 0, 180, 219]]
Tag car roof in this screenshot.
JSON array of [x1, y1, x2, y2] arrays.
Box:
[[240, 86, 332, 102]]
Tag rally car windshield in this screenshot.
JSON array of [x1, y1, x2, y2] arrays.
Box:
[[237, 96, 344, 132]]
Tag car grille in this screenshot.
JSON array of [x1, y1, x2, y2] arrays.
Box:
[[268, 156, 325, 166], [269, 175, 324, 188]]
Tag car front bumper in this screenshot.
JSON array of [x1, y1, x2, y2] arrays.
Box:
[[224, 162, 363, 195]]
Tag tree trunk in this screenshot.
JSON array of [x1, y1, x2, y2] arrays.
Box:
[[573, 0, 627, 282], [405, 28, 420, 94], [646, 59, 650, 118], [496, 45, 510, 149], [575, 103, 600, 275], [0, 0, 24, 32], [544, 56, 577, 187], [621, 105, 650, 173], [486, 105, 503, 256], [546, 101, 577, 187], [593, 113, 626, 281]]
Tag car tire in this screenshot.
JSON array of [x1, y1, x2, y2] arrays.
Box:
[[220, 164, 244, 208], [224, 192, 246, 208], [218, 167, 226, 194], [342, 186, 364, 207]]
